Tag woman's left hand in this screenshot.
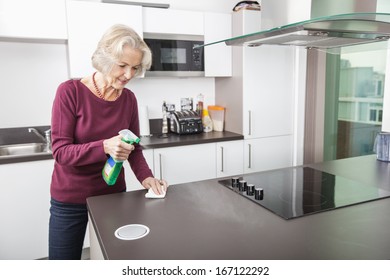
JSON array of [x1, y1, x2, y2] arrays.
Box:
[[142, 177, 168, 195]]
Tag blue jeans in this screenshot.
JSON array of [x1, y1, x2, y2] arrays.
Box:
[[49, 198, 88, 260]]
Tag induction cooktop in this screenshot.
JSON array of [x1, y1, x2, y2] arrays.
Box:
[[218, 167, 390, 220]]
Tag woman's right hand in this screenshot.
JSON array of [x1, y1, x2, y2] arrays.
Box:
[[103, 135, 134, 161]]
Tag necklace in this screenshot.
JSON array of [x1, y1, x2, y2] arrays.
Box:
[[92, 72, 120, 101]]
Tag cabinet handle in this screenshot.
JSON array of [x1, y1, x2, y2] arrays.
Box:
[[220, 146, 224, 172], [159, 153, 163, 180], [248, 143, 252, 169], [248, 110, 252, 136]]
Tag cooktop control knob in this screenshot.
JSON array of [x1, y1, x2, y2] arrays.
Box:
[[246, 184, 255, 196], [239, 180, 247, 192], [255, 187, 264, 200], [231, 177, 240, 189]]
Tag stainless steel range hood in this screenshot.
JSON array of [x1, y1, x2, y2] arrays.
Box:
[[203, 13, 390, 50]]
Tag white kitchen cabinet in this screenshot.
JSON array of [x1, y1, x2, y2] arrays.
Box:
[[0, 0, 67, 40], [0, 160, 54, 260], [243, 45, 295, 138], [235, 10, 295, 139], [66, 0, 143, 78], [215, 10, 295, 172], [216, 140, 243, 177], [153, 143, 216, 185], [143, 8, 232, 78], [244, 136, 293, 174], [142, 7, 204, 36], [204, 12, 232, 77], [123, 148, 154, 191]]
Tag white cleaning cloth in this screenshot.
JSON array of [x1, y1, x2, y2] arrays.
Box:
[[145, 186, 167, 199]]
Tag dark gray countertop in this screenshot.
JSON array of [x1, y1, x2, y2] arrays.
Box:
[[0, 152, 54, 165], [139, 130, 243, 149], [0, 130, 243, 164], [87, 155, 390, 260]]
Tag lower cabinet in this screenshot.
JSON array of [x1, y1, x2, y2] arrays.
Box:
[[0, 160, 54, 260], [123, 148, 154, 191], [244, 136, 293, 174], [216, 141, 244, 177], [154, 143, 216, 185], [125, 140, 245, 189]]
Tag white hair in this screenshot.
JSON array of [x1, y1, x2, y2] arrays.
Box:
[[91, 24, 151, 77]]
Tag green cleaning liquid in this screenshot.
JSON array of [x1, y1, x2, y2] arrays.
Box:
[[102, 129, 140, 186]]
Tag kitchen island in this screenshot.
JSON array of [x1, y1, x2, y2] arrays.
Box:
[[87, 155, 390, 259]]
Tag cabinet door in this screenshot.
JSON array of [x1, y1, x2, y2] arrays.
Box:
[[216, 140, 243, 177], [204, 12, 232, 77], [124, 148, 154, 191], [143, 8, 203, 35], [244, 136, 293, 174], [66, 0, 143, 78], [243, 45, 295, 139], [0, 160, 54, 259], [0, 0, 67, 40], [154, 143, 216, 185]]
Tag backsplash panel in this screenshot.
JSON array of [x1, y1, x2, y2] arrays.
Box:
[[0, 126, 51, 145]]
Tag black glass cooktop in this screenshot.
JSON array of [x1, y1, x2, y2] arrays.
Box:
[[218, 167, 390, 220]]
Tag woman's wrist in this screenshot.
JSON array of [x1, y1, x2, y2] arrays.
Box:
[[102, 139, 109, 155]]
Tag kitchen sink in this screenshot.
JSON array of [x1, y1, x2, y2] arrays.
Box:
[[0, 143, 51, 158]]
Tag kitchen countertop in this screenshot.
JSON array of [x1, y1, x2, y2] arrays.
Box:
[[87, 155, 390, 260], [139, 130, 243, 149], [0, 130, 243, 164]]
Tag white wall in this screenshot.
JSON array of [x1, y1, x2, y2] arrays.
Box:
[[382, 42, 390, 132], [0, 41, 68, 128], [261, 0, 311, 30], [0, 0, 238, 129], [130, 77, 215, 119], [378, 0, 390, 132], [377, 0, 390, 12]]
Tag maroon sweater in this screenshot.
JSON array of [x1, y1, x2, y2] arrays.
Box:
[[50, 80, 153, 204]]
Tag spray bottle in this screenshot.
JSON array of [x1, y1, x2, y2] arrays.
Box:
[[102, 129, 140, 186]]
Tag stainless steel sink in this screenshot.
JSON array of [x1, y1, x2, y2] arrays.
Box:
[[0, 143, 51, 158]]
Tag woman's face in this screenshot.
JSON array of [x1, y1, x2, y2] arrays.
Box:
[[107, 45, 143, 89]]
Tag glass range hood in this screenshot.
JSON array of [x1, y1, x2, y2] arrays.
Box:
[[202, 13, 390, 50]]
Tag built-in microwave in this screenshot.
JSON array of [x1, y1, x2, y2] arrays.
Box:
[[144, 34, 204, 77]]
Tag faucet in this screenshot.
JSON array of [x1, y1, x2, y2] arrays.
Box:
[[28, 127, 52, 151]]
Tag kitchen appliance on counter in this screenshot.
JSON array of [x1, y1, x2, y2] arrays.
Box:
[[169, 110, 203, 135], [144, 34, 204, 77], [219, 166, 390, 219]]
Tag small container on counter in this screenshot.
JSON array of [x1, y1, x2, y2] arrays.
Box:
[[196, 93, 204, 117], [208, 105, 225, 131], [202, 109, 213, 132]]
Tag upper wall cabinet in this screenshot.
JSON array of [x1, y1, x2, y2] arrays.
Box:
[[204, 12, 232, 77], [0, 0, 67, 40], [142, 8, 203, 35], [143, 8, 232, 77], [66, 0, 143, 78]]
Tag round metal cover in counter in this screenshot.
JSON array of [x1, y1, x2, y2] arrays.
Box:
[[114, 224, 150, 240]]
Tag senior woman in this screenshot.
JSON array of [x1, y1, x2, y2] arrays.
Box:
[[49, 24, 167, 260]]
